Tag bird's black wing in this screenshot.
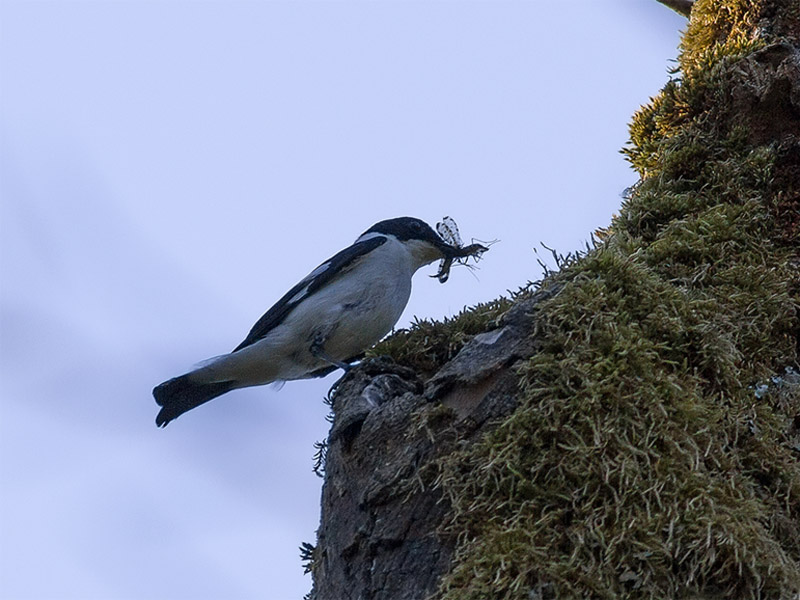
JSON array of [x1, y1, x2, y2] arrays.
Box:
[[232, 235, 387, 352]]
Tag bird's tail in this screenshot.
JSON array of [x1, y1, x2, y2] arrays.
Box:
[[153, 375, 235, 427]]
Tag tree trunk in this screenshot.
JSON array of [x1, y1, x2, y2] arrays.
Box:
[[309, 1, 800, 598]]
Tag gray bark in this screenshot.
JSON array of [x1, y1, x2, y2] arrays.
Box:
[[309, 289, 557, 600]]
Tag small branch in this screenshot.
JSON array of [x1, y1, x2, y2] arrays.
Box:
[[656, 0, 693, 17]]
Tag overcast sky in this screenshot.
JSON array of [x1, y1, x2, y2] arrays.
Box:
[[1, 2, 684, 599]]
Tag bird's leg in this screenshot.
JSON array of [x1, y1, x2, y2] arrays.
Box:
[[326, 374, 347, 403], [310, 335, 352, 372]]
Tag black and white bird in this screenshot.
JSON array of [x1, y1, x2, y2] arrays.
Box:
[[153, 216, 469, 427]]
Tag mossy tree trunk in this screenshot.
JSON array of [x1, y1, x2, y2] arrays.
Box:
[[309, 1, 800, 598]]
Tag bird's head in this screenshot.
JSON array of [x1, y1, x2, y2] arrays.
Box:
[[360, 216, 458, 266]]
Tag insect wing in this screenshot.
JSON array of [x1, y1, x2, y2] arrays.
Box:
[[436, 216, 463, 248]]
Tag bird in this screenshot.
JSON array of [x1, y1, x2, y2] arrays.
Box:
[[153, 216, 465, 427]]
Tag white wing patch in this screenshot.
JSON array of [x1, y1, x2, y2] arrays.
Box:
[[354, 231, 391, 244], [288, 284, 311, 304], [288, 261, 331, 304], [308, 261, 331, 279]]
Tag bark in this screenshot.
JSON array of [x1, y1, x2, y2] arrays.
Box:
[[309, 290, 556, 600], [309, 1, 800, 598]]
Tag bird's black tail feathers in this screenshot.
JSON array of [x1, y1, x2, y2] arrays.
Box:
[[153, 375, 235, 427]]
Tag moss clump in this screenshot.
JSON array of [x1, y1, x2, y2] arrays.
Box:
[[373, 0, 800, 598], [435, 218, 799, 597], [680, 0, 765, 74], [369, 290, 528, 378]]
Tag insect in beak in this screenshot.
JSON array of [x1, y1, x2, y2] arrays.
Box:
[[431, 216, 491, 283]]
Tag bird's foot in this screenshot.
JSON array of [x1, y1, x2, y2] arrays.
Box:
[[326, 372, 349, 403], [310, 338, 352, 372]]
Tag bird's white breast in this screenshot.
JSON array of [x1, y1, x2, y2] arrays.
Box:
[[290, 236, 415, 360]]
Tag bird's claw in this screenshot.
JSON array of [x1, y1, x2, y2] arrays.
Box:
[[326, 372, 348, 403]]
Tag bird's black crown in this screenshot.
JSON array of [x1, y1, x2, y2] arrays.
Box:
[[363, 217, 444, 246]]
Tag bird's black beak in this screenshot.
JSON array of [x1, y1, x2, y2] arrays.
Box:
[[436, 240, 458, 259]]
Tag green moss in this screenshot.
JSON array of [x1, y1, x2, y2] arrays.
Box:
[[369, 1, 799, 598], [369, 289, 529, 378], [432, 189, 799, 598], [680, 0, 764, 76], [623, 0, 779, 179], [309, 2, 800, 596]]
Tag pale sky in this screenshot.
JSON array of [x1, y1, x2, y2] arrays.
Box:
[[1, 2, 684, 598]]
